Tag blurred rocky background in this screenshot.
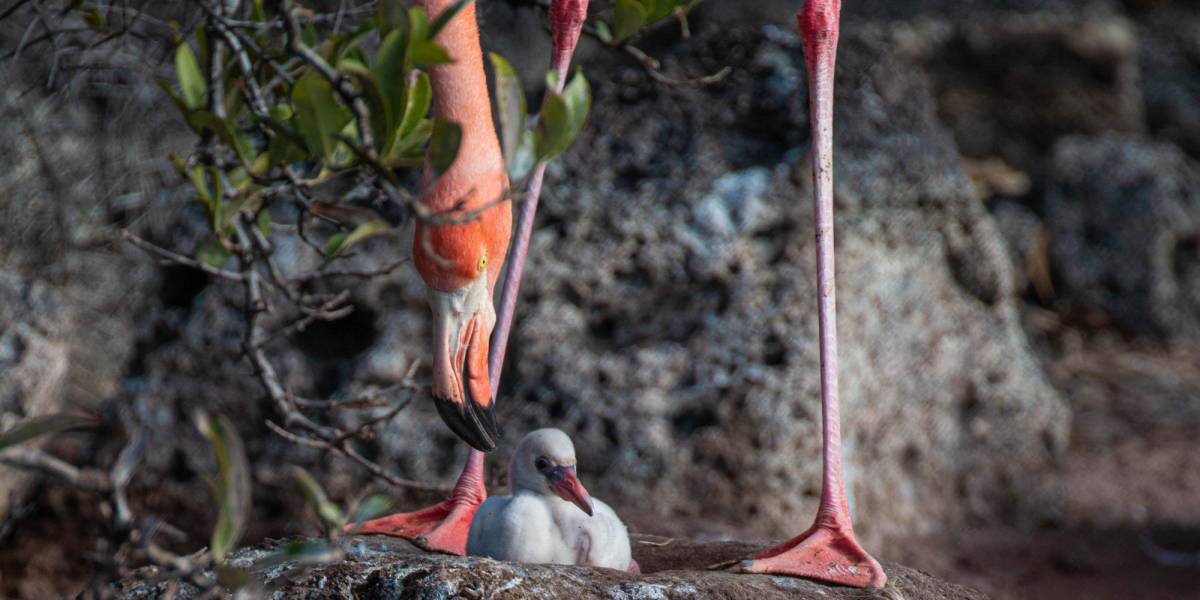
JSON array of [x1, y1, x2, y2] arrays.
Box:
[[2, 0, 1199, 598]]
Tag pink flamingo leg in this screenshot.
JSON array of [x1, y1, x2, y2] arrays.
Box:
[[352, 0, 589, 556], [737, 0, 886, 588]]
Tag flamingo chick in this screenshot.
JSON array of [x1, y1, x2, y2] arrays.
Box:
[[467, 429, 634, 571]]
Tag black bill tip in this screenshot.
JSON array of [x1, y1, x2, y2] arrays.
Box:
[[434, 395, 500, 452]]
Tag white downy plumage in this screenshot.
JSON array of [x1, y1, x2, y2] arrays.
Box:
[[467, 428, 632, 570]]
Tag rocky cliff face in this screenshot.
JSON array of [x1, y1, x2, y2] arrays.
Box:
[[0, 14, 1069, 563]]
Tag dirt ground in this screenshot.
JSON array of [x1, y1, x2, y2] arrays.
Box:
[[900, 319, 1200, 600]]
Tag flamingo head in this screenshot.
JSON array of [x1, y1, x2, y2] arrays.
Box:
[[414, 212, 508, 452], [511, 428, 594, 516]]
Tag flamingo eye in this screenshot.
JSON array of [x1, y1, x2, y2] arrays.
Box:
[[477, 256, 488, 271], [534, 457, 551, 472]]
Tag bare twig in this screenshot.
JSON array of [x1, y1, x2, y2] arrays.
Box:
[[122, 230, 245, 280], [621, 42, 730, 86], [281, 0, 376, 152], [229, 212, 439, 492], [0, 447, 112, 493]]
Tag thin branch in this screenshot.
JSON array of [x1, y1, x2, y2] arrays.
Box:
[[252, 290, 353, 350], [290, 259, 407, 284], [122, 230, 245, 280], [282, 0, 376, 152], [621, 42, 730, 86], [0, 0, 34, 23], [231, 212, 439, 492], [193, 0, 271, 117], [0, 448, 112, 493]]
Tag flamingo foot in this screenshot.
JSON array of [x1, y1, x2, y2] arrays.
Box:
[[737, 523, 887, 589], [348, 451, 486, 555], [350, 495, 481, 555]]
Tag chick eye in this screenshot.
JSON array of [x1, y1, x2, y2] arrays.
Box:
[[534, 457, 551, 471]]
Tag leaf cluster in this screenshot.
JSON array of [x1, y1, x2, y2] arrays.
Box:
[[597, 0, 700, 44]]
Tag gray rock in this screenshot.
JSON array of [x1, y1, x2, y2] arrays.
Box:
[[117, 535, 987, 599], [918, 11, 1143, 172], [990, 200, 1045, 295], [1136, 3, 1200, 160], [1046, 133, 1200, 339], [0, 271, 71, 518]]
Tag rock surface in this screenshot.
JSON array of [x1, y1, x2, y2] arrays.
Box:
[[1046, 134, 1200, 339], [0, 272, 71, 518], [119, 535, 987, 599], [1136, 2, 1200, 160]]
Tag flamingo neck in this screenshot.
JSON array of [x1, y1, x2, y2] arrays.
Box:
[[422, 0, 505, 212]]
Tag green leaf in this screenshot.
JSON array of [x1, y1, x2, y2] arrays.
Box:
[[373, 29, 409, 129], [207, 166, 226, 232], [283, 539, 335, 560], [324, 219, 393, 259], [509, 128, 536, 181], [383, 118, 432, 167], [267, 131, 306, 166], [534, 91, 571, 162], [562, 70, 592, 144], [407, 7, 431, 47], [0, 415, 94, 450], [193, 112, 255, 166], [429, 118, 462, 177], [613, 0, 647, 43], [375, 0, 408, 37], [535, 71, 590, 162], [409, 40, 451, 67], [396, 72, 431, 143], [250, 0, 266, 23], [290, 466, 346, 528], [351, 495, 394, 525], [83, 8, 105, 30], [195, 27, 211, 78], [330, 120, 361, 167], [339, 58, 391, 148], [223, 78, 245, 120], [594, 20, 614, 44], [403, 8, 449, 70], [174, 43, 207, 110], [215, 564, 250, 591], [188, 165, 214, 209], [643, 0, 682, 23], [301, 25, 319, 48], [257, 209, 272, 238], [488, 53, 526, 178], [291, 72, 352, 161], [428, 0, 473, 39], [269, 103, 293, 122], [195, 411, 251, 563], [195, 236, 231, 268], [330, 22, 376, 63]]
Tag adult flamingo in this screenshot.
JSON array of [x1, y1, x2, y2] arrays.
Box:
[[735, 0, 887, 588], [354, 0, 588, 555]]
